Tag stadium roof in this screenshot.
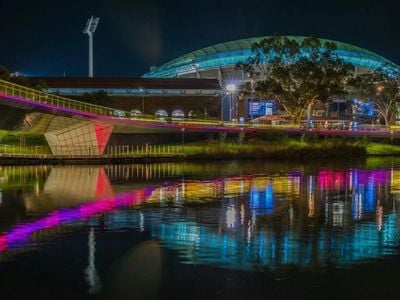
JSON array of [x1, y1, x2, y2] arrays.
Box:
[[144, 36, 400, 78]]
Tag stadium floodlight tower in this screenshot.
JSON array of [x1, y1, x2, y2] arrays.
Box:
[[83, 16, 100, 78]]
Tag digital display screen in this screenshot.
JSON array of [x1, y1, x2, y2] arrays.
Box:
[[248, 100, 274, 117]]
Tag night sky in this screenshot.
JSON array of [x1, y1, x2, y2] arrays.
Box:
[[1, 0, 399, 77]]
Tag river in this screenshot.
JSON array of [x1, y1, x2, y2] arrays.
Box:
[[0, 158, 399, 299]]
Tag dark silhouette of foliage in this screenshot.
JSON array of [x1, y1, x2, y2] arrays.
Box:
[[236, 36, 354, 124]]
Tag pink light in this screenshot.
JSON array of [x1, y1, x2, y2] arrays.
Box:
[[0, 93, 256, 134], [317, 169, 391, 190], [0, 186, 155, 253]]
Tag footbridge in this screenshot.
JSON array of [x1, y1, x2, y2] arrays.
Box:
[[0, 79, 255, 155], [1, 79, 400, 156]]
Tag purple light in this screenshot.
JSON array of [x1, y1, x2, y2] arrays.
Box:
[[0, 93, 256, 134], [0, 186, 155, 252]]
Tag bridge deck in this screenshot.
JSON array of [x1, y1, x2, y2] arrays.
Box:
[[0, 79, 254, 133]]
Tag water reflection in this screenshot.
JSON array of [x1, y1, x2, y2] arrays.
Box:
[[85, 227, 101, 294], [0, 162, 399, 273]]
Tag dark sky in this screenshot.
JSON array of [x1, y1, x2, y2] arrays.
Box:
[[1, 0, 399, 77]]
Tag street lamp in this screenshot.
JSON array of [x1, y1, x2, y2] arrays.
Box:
[[226, 84, 237, 122], [250, 78, 255, 122], [139, 88, 145, 115]]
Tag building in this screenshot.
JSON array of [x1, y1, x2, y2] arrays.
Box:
[[144, 36, 400, 122], [28, 77, 222, 120]]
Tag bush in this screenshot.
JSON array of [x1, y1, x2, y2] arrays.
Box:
[[219, 132, 227, 144]]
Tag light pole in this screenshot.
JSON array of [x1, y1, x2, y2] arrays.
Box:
[[226, 84, 237, 122], [83, 16, 100, 78], [250, 78, 255, 122], [139, 88, 145, 115]]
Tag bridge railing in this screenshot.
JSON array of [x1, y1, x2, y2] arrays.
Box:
[[0, 79, 130, 117], [0, 79, 229, 126], [0, 144, 185, 158]]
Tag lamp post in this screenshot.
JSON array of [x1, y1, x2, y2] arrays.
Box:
[[139, 88, 145, 115], [250, 78, 255, 122], [226, 84, 237, 122]]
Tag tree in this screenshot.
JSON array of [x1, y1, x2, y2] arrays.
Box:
[[348, 71, 400, 126], [236, 36, 354, 124], [0, 65, 10, 81], [81, 90, 113, 107]]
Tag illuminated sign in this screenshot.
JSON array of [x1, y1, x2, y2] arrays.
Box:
[[248, 99, 274, 117]]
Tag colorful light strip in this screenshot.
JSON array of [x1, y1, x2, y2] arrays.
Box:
[[0, 93, 256, 134], [0, 186, 155, 253]]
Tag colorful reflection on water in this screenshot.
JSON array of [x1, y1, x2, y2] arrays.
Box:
[[0, 162, 399, 274]]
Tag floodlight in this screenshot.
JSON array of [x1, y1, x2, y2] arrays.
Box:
[[83, 16, 100, 77], [83, 16, 100, 35], [226, 84, 236, 92]]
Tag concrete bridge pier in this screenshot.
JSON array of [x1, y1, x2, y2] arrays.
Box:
[[44, 116, 113, 156]]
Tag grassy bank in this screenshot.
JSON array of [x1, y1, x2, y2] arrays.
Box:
[[2, 129, 400, 160], [180, 139, 366, 160], [0, 130, 46, 146]]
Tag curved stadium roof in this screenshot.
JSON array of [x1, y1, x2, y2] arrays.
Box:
[[143, 36, 400, 78]]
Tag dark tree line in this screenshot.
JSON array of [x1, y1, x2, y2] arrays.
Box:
[[236, 36, 400, 125]]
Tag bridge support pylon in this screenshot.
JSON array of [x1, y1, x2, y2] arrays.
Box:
[[44, 117, 113, 156]]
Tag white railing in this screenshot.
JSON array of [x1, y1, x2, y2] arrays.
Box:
[[0, 79, 125, 117], [0, 144, 185, 158]]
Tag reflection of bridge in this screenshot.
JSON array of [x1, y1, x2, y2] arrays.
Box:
[[0, 165, 399, 271], [0, 79, 255, 155]]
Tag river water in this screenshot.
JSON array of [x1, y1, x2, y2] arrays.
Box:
[[1, 159, 400, 299]]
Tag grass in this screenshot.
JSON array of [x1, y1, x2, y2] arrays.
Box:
[[366, 142, 400, 155], [180, 139, 366, 160], [0, 130, 47, 146], [1, 128, 400, 159]]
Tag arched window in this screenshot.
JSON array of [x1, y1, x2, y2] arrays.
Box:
[[130, 109, 142, 118], [171, 109, 185, 120], [155, 109, 168, 120]]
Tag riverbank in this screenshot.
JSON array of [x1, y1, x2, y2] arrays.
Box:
[[3, 137, 400, 165], [0, 140, 366, 165], [2, 129, 400, 164]]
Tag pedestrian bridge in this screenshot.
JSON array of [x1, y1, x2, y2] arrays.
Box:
[[0, 79, 254, 155], [1, 79, 400, 156]]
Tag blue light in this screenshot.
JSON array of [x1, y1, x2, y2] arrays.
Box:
[[365, 178, 375, 213], [265, 183, 274, 214], [144, 37, 400, 78], [249, 184, 274, 215]]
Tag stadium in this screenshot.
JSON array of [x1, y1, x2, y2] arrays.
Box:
[[143, 36, 400, 123], [19, 36, 400, 127], [144, 36, 400, 80]]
